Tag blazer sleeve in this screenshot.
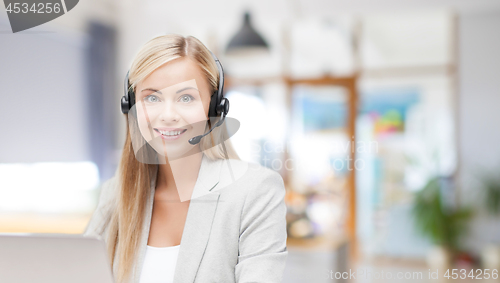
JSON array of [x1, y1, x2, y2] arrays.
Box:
[[235, 168, 288, 283], [82, 176, 118, 240]]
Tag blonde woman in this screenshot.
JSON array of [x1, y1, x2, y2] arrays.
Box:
[[83, 34, 288, 283]]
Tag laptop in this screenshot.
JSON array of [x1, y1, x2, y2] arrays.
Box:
[[0, 233, 114, 283]]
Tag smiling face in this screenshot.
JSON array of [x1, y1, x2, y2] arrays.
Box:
[[132, 57, 212, 160]]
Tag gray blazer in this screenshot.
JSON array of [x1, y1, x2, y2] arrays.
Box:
[[83, 154, 288, 283]]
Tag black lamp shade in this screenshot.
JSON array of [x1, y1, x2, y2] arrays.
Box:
[[226, 12, 269, 53]]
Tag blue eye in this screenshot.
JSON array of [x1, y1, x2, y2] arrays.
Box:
[[145, 95, 160, 103], [180, 94, 194, 103]]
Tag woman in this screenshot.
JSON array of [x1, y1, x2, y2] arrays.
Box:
[[83, 34, 288, 283]]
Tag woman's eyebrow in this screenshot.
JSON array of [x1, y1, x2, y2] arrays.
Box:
[[140, 86, 199, 94], [141, 88, 162, 94], [175, 86, 199, 93]]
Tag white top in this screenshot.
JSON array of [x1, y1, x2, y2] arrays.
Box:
[[139, 245, 181, 283]]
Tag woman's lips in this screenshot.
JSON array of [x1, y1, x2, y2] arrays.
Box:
[[154, 128, 188, 141]]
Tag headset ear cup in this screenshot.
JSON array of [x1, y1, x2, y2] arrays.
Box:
[[223, 98, 229, 114], [209, 91, 218, 117], [129, 88, 135, 110], [217, 98, 229, 115], [121, 88, 135, 114], [121, 96, 130, 114], [122, 70, 133, 114]]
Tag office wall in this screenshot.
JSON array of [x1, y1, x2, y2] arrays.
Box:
[[458, 10, 500, 250], [0, 18, 90, 163], [0, 1, 119, 178]]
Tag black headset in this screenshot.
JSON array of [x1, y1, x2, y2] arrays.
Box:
[[120, 50, 229, 145]]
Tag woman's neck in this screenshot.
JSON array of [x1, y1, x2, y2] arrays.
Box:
[[155, 151, 204, 202]]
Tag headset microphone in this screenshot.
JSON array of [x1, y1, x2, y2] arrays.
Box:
[[188, 98, 229, 145]]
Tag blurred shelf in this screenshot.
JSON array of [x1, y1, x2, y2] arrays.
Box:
[[0, 213, 92, 234], [357, 255, 428, 269], [287, 235, 349, 252]]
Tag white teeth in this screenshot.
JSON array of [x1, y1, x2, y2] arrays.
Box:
[[158, 130, 183, 136]]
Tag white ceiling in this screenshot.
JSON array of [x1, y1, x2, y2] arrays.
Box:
[[141, 0, 500, 21]]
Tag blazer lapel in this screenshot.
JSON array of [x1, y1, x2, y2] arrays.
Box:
[[173, 154, 223, 283], [173, 191, 220, 283]]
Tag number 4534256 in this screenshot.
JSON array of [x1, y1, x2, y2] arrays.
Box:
[[444, 269, 498, 279], [6, 3, 62, 14]]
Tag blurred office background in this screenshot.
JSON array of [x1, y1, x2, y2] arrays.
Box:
[[1, 0, 500, 282]]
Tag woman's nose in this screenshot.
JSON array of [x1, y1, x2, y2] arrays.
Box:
[[158, 100, 181, 122]]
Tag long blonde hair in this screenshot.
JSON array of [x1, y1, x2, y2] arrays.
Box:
[[107, 34, 239, 283]]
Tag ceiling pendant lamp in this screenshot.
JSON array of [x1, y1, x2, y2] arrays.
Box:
[[225, 11, 269, 55]]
